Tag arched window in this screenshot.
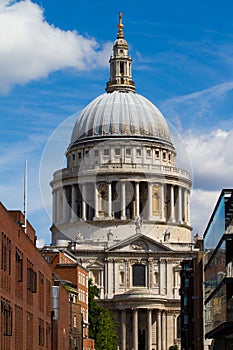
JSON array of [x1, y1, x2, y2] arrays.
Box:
[[132, 264, 146, 287], [154, 272, 159, 286]]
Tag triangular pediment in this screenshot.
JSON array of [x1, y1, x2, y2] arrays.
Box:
[[86, 261, 104, 269], [107, 233, 172, 253]]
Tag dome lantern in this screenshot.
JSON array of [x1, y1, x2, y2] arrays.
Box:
[[106, 12, 136, 93]]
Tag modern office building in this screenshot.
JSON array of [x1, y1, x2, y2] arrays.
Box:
[[204, 189, 233, 349], [50, 13, 196, 350]]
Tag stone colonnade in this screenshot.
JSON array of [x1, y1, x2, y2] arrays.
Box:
[[52, 181, 190, 225], [119, 308, 179, 350]]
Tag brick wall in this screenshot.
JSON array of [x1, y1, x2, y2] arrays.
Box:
[[0, 202, 52, 350]]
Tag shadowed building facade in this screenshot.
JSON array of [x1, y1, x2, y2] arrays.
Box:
[[50, 13, 197, 350]]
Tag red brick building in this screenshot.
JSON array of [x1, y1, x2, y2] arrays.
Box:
[[0, 202, 94, 350], [41, 248, 94, 350], [0, 203, 52, 350], [51, 281, 70, 350]]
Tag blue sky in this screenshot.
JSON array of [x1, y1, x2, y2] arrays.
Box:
[[1, 0, 233, 246]]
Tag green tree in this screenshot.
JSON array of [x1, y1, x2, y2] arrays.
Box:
[[169, 345, 179, 350], [88, 279, 118, 350], [95, 309, 118, 350], [88, 280, 101, 339]]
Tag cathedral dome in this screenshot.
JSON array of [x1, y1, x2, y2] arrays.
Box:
[[70, 90, 172, 147], [69, 12, 173, 150]]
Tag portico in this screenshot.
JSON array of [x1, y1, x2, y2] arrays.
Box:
[[117, 307, 180, 350]]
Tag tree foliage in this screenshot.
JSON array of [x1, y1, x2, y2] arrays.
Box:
[[169, 345, 179, 350], [88, 279, 118, 350]]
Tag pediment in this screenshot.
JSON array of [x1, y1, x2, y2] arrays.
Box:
[[86, 261, 104, 269], [107, 233, 172, 253]]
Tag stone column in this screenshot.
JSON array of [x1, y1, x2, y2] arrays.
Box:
[[157, 310, 161, 350], [94, 183, 99, 219], [166, 313, 174, 348], [135, 182, 140, 218], [99, 270, 104, 299], [71, 185, 77, 222], [107, 182, 112, 218], [82, 183, 86, 221], [52, 189, 57, 224], [121, 310, 126, 350], [62, 187, 68, 223], [162, 311, 166, 350], [148, 182, 152, 219], [121, 181, 126, 220], [57, 190, 61, 223], [147, 309, 152, 350], [178, 186, 182, 223], [173, 314, 177, 343], [133, 309, 138, 350], [169, 185, 175, 223], [183, 189, 189, 225], [187, 190, 190, 225], [160, 184, 165, 221], [104, 258, 108, 297]]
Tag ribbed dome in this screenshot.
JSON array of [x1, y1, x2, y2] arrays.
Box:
[[70, 91, 172, 147]]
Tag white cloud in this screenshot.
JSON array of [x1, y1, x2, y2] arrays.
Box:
[[184, 128, 233, 189], [190, 188, 219, 235], [0, 0, 111, 93], [161, 81, 233, 132], [182, 127, 233, 235], [36, 238, 45, 248], [169, 81, 233, 105]]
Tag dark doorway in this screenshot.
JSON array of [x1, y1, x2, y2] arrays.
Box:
[[138, 328, 145, 350]]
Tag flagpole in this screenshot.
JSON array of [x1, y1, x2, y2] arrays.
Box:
[[23, 158, 27, 233]]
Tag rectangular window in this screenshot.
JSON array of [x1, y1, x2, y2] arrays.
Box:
[[1, 233, 6, 271], [16, 251, 23, 282], [125, 148, 131, 156], [46, 323, 51, 349], [1, 299, 12, 336], [27, 267, 37, 293], [38, 272, 44, 312], [115, 148, 121, 156], [1, 234, 11, 275], [38, 319, 44, 346], [133, 264, 146, 287], [136, 149, 142, 157], [94, 150, 99, 157], [146, 148, 152, 157], [184, 315, 189, 325], [103, 148, 110, 156], [155, 150, 160, 158]]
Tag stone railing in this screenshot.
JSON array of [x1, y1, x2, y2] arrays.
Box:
[[52, 163, 190, 181]]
